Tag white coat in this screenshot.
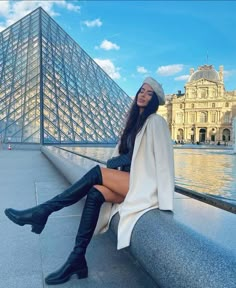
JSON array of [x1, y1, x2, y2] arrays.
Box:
[[94, 113, 175, 250]]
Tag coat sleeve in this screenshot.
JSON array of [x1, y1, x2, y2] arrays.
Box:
[[150, 115, 175, 210]]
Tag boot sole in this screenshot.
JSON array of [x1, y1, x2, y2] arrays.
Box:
[[45, 268, 88, 285], [4, 209, 45, 234]]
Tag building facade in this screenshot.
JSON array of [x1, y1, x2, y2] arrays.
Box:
[[158, 64, 236, 144], [0, 7, 132, 144]]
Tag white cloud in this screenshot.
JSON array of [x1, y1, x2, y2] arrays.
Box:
[[0, 0, 80, 32], [83, 18, 102, 28], [0, 1, 10, 17], [94, 58, 121, 79], [174, 75, 190, 81], [137, 66, 148, 73], [99, 40, 120, 51], [157, 64, 184, 76], [57, 1, 80, 12], [223, 70, 235, 78]]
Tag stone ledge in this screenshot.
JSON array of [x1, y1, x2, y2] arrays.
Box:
[[110, 210, 236, 288], [41, 146, 236, 288]]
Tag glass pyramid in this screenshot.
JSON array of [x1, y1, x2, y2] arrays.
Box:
[[0, 7, 132, 144]]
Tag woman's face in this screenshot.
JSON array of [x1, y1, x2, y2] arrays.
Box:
[[137, 83, 154, 111]]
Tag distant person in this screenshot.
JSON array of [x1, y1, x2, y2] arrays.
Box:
[[4, 77, 175, 285]]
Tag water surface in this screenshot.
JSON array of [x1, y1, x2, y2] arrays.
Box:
[[63, 146, 236, 201]]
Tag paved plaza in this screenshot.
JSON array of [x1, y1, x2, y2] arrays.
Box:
[[0, 148, 157, 288]]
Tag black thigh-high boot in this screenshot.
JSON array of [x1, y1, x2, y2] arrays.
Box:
[[45, 187, 105, 285], [4, 165, 102, 234]]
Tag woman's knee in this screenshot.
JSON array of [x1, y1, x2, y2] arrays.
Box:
[[93, 185, 124, 203], [100, 168, 129, 196]]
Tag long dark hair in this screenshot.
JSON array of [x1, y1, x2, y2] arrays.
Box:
[[118, 87, 160, 154]]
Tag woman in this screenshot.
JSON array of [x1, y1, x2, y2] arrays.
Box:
[[5, 77, 174, 285]]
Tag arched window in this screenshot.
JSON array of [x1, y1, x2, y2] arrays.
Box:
[[211, 128, 216, 142], [225, 102, 229, 107], [222, 129, 230, 141], [199, 128, 206, 142], [199, 112, 207, 123], [212, 103, 215, 108]]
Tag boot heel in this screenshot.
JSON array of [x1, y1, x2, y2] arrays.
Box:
[[77, 268, 88, 279], [31, 223, 45, 234]]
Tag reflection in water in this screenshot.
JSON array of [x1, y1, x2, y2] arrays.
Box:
[[174, 149, 236, 200], [63, 146, 236, 200]]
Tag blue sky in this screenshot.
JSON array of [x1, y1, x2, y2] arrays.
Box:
[[0, 0, 236, 97]]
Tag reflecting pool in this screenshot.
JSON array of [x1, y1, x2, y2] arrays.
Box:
[[174, 148, 236, 200], [63, 146, 236, 201]]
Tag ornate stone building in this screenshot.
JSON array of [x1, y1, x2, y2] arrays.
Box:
[[158, 64, 236, 144]]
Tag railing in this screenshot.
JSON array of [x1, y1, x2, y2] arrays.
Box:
[[175, 185, 236, 214], [54, 146, 236, 214]]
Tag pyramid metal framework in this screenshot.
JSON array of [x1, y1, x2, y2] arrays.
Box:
[[0, 7, 132, 144]]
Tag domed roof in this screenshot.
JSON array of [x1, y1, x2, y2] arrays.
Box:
[[188, 65, 220, 82]]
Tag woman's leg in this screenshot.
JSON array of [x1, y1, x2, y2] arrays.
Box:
[[4, 166, 130, 234], [45, 186, 105, 285], [45, 169, 130, 285], [98, 167, 130, 201], [94, 185, 125, 203], [4, 165, 103, 233]]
